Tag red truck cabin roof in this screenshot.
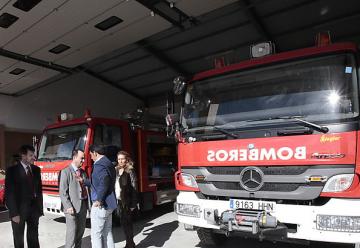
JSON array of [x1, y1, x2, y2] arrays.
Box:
[[191, 42, 358, 82], [44, 116, 129, 130]]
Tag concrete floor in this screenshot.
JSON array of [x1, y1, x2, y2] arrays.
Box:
[[0, 205, 355, 248]]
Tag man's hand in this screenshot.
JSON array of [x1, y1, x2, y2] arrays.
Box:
[[12, 216, 20, 223], [74, 173, 84, 183], [66, 207, 74, 215], [93, 201, 102, 208], [130, 207, 135, 211]]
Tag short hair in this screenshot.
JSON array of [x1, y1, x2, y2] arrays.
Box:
[[72, 149, 84, 158], [89, 144, 105, 155], [19, 145, 35, 155]]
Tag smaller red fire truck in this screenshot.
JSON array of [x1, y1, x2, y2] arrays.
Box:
[[35, 110, 177, 214]]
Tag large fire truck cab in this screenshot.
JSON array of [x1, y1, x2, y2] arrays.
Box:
[[35, 111, 177, 214], [172, 36, 360, 246]]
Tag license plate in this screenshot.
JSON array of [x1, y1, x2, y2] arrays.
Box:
[[230, 199, 276, 212], [43, 195, 61, 209]]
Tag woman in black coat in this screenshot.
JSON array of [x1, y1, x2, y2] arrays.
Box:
[[115, 151, 138, 248]]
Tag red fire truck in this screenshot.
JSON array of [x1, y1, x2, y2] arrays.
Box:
[[35, 111, 177, 214], [171, 34, 360, 246]]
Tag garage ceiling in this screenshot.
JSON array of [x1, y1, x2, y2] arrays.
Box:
[[0, 0, 360, 104]]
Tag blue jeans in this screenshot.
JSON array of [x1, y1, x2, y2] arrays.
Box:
[[90, 206, 115, 248]]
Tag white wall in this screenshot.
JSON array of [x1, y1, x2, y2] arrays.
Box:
[[0, 72, 142, 131]]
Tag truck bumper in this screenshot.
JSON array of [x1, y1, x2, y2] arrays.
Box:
[[176, 191, 360, 244], [43, 194, 63, 215]]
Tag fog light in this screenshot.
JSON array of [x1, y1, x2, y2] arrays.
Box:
[[317, 215, 360, 232], [175, 203, 201, 218], [184, 224, 195, 230]]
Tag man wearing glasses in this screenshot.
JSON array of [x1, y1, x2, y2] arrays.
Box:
[[59, 149, 89, 248]]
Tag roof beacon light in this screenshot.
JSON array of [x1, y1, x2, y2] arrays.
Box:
[[84, 109, 92, 121], [316, 31, 331, 47], [250, 42, 274, 58], [60, 113, 74, 121]]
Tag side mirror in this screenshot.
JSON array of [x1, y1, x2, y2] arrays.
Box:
[[165, 113, 179, 127], [173, 76, 186, 95], [32, 136, 39, 158], [165, 113, 180, 138]]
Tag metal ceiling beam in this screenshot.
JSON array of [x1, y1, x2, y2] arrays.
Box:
[[115, 66, 168, 85], [14, 73, 71, 97], [275, 12, 360, 38], [83, 69, 145, 103], [102, 9, 360, 99], [240, 0, 274, 44], [97, 54, 150, 74], [88, 0, 311, 75], [0, 92, 13, 97], [87, 0, 278, 70], [0, 48, 143, 99], [131, 77, 172, 90], [136, 39, 189, 76], [0, 48, 75, 74], [135, 0, 196, 30]]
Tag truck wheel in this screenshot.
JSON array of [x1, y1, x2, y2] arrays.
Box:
[[197, 228, 227, 247]]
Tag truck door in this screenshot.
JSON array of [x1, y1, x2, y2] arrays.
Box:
[[84, 120, 131, 175], [137, 130, 178, 210]]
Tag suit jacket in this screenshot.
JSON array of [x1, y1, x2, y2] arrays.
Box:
[[5, 163, 43, 218], [85, 156, 117, 210], [59, 165, 89, 214]]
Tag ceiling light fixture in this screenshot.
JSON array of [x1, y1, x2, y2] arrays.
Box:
[[95, 16, 123, 31]]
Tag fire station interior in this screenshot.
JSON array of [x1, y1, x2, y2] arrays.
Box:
[[1, 0, 360, 248]]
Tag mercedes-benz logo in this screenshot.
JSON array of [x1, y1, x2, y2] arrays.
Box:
[[239, 167, 264, 192]]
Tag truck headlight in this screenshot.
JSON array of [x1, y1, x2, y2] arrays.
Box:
[[322, 174, 354, 192], [175, 203, 201, 218], [317, 215, 360, 232], [181, 173, 198, 188]]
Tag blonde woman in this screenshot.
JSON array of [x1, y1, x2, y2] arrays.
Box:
[[115, 151, 138, 248]]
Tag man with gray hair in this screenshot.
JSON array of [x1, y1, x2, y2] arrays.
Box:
[[59, 149, 89, 248]]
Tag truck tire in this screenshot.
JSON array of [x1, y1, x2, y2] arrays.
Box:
[[197, 228, 227, 247]]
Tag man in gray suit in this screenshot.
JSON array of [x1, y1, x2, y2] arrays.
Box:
[[59, 149, 89, 248]]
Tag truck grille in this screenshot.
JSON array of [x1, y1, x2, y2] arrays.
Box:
[[182, 165, 354, 200], [212, 182, 302, 192], [206, 166, 309, 176]]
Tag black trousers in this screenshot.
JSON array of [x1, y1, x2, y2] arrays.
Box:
[[11, 201, 41, 248], [11, 214, 40, 248], [120, 205, 135, 247]]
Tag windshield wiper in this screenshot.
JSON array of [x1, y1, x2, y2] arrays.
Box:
[[186, 125, 239, 139], [247, 116, 329, 133], [213, 126, 239, 138]]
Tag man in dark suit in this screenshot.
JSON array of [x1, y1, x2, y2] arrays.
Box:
[[77, 144, 117, 248], [5, 145, 43, 248]]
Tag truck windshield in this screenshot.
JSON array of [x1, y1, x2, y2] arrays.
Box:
[[183, 54, 358, 131], [37, 124, 88, 161]]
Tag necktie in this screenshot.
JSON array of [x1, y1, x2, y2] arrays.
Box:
[[26, 166, 35, 198], [76, 169, 87, 199]]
